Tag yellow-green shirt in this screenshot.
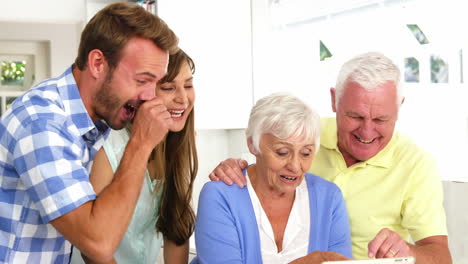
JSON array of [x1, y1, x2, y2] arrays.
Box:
[[309, 117, 447, 259]]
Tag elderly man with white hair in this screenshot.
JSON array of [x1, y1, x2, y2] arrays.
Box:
[[210, 52, 452, 263]]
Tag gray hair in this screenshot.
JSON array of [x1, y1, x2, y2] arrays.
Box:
[[245, 92, 320, 154], [334, 52, 402, 108]]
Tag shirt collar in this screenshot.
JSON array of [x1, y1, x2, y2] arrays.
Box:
[[320, 116, 395, 169], [56, 66, 110, 140]]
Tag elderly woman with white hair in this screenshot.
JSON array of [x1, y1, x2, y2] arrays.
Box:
[[191, 93, 352, 264]]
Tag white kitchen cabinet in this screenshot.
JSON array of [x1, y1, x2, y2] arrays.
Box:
[[158, 0, 253, 129]]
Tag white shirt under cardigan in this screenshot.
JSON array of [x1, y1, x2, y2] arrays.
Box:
[[245, 171, 310, 264]]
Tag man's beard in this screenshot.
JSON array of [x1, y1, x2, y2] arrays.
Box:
[[93, 72, 125, 129]]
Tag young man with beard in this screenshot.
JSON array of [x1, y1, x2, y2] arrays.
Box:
[[0, 3, 178, 263], [210, 53, 452, 264]]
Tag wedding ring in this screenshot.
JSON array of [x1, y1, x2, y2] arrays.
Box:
[[389, 248, 397, 256]]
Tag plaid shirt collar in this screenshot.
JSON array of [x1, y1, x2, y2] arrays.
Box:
[[58, 66, 110, 143]]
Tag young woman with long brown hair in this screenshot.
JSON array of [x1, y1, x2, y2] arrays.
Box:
[[72, 49, 197, 264]]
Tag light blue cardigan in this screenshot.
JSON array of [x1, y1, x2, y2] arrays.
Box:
[[192, 172, 352, 263]]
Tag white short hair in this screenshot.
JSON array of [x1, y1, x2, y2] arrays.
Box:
[[245, 92, 320, 154], [335, 52, 402, 108]]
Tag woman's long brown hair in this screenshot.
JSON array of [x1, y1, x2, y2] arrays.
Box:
[[150, 49, 198, 245]]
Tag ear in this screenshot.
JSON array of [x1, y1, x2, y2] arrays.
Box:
[[330, 87, 337, 113], [87, 49, 108, 79], [247, 137, 258, 155]]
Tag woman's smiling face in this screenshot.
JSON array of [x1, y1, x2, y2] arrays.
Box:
[[251, 133, 315, 195], [155, 60, 195, 132]]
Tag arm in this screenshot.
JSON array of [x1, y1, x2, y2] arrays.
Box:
[[194, 183, 243, 263], [88, 147, 114, 195], [368, 153, 451, 263], [411, 236, 451, 264], [79, 148, 117, 264], [163, 237, 189, 264], [208, 158, 248, 187], [50, 98, 172, 263]]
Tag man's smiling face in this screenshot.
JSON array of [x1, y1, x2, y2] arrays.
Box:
[[332, 80, 401, 166]]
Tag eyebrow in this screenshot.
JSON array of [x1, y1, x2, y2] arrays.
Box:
[[345, 111, 391, 119], [276, 142, 314, 148], [136, 72, 157, 79], [345, 111, 362, 116], [166, 77, 194, 83]]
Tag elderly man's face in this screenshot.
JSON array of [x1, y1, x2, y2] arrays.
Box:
[[331, 81, 401, 167]]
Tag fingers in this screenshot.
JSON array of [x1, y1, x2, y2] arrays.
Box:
[[368, 228, 410, 259], [382, 238, 407, 258], [208, 172, 220, 182], [131, 98, 172, 148], [237, 159, 248, 169], [368, 228, 389, 258], [237, 159, 248, 186], [212, 163, 234, 185], [209, 159, 248, 187]]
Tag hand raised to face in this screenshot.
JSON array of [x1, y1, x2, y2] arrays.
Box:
[[129, 97, 173, 152]]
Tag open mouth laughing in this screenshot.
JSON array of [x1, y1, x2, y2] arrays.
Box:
[[354, 135, 375, 144], [168, 109, 185, 118], [123, 102, 138, 121], [280, 175, 298, 182]]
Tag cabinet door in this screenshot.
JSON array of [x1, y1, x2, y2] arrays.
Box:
[[158, 0, 253, 129]]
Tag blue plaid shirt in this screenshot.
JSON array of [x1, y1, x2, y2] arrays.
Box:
[[0, 66, 110, 263]]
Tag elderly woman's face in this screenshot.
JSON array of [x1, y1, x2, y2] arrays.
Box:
[[252, 133, 315, 194]]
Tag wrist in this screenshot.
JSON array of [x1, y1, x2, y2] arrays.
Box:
[[127, 136, 154, 157]]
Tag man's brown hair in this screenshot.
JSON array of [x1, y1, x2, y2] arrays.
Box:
[[74, 2, 178, 71]]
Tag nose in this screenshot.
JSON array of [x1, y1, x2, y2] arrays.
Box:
[[174, 86, 188, 106], [359, 119, 376, 137], [286, 154, 301, 174], [139, 85, 156, 101]]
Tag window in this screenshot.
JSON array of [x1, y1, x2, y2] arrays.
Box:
[[430, 55, 449, 83], [404, 57, 419, 82], [320, 40, 333, 61]]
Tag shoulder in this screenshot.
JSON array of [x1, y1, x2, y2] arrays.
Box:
[[198, 181, 252, 220], [391, 133, 436, 166], [201, 180, 248, 200], [2, 83, 70, 138]]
